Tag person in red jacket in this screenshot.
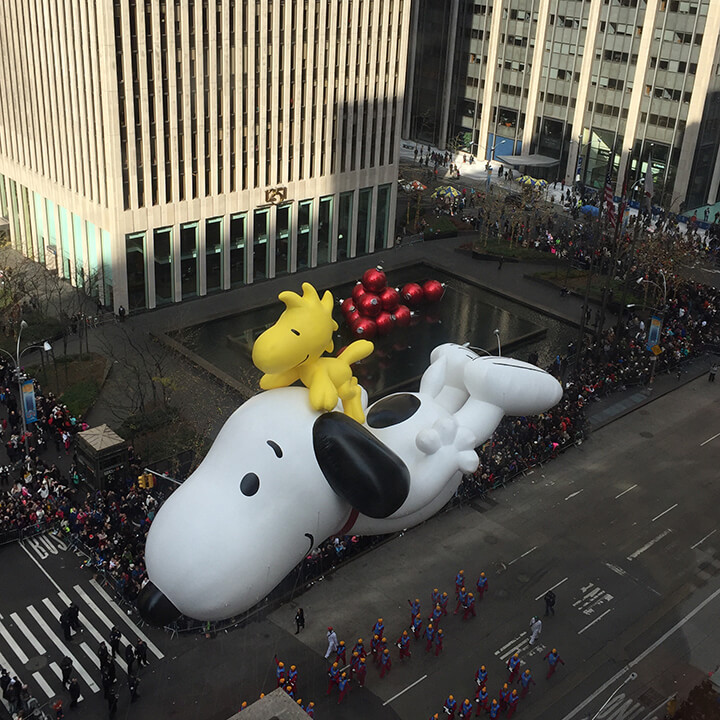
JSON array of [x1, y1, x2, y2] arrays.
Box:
[[476, 572, 488, 600], [337, 672, 350, 704], [434, 628, 444, 656], [544, 649, 565, 679], [506, 653, 520, 683], [355, 657, 367, 687], [458, 697, 473, 719], [506, 689, 520, 718], [379, 648, 392, 678], [397, 630, 411, 660], [463, 592, 476, 620], [475, 686, 489, 716]]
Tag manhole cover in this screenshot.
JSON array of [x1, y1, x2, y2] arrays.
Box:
[[484, 535, 499, 545], [640, 431, 654, 438], [26, 655, 47, 672]]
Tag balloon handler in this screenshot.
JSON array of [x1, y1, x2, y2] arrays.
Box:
[[252, 282, 373, 423]]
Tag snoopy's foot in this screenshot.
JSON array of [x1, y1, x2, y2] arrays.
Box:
[[415, 417, 478, 473]]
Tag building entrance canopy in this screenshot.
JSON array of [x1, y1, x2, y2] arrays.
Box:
[[496, 154, 560, 168]]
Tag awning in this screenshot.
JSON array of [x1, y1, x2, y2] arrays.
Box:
[[496, 154, 560, 168]]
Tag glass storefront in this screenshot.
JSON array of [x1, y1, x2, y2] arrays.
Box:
[[206, 217, 223, 292], [375, 185, 391, 249], [317, 196, 333, 266], [296, 200, 312, 270], [337, 191, 353, 261], [275, 204, 291, 276], [253, 209, 269, 280], [180, 223, 198, 299], [154, 227, 173, 306], [356, 188, 373, 256], [126, 232, 147, 311], [229, 212, 246, 286]]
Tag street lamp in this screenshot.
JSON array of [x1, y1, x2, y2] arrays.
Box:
[[635, 269, 667, 308], [589, 672, 637, 720], [0, 321, 53, 457]]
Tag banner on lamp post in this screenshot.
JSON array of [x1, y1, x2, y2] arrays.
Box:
[[646, 315, 663, 352], [21, 379, 37, 424]]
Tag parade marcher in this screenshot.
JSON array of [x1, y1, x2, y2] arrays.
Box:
[[488, 699, 500, 719], [371, 633, 381, 662], [60, 656, 73, 688], [325, 627, 338, 660], [350, 651, 361, 677], [476, 572, 488, 600], [379, 648, 392, 678], [544, 590, 556, 616], [52, 700, 65, 720], [408, 597, 421, 622], [274, 656, 286, 687], [125, 642, 136, 675], [507, 653, 521, 683], [352, 638, 366, 660], [544, 648, 565, 678], [431, 602, 443, 627], [372, 618, 384, 638], [412, 613, 423, 639], [529, 616, 542, 645], [455, 570, 465, 596], [109, 626, 121, 658], [499, 683, 510, 710], [434, 628, 444, 656], [326, 662, 340, 695], [284, 684, 295, 701], [440, 592, 449, 616], [305, 700, 315, 718], [336, 640, 346, 665], [431, 588, 441, 607], [476, 665, 488, 688], [397, 629, 411, 660], [128, 673, 140, 702], [519, 669, 536, 697], [135, 639, 149, 667], [454, 586, 468, 614], [376, 636, 388, 662], [295, 608, 305, 634], [337, 672, 350, 704], [68, 678, 81, 708], [463, 592, 476, 620], [459, 698, 473, 719], [355, 657, 367, 688], [424, 623, 435, 652], [288, 665, 298, 692], [506, 689, 520, 717], [475, 686, 489, 716], [444, 694, 458, 719]]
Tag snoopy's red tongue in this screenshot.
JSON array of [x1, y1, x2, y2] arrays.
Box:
[[338, 508, 359, 535]]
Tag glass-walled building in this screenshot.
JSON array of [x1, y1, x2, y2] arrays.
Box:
[[0, 1, 410, 312], [404, 0, 720, 212]]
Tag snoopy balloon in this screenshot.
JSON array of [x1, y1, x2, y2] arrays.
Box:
[[139, 284, 563, 624]]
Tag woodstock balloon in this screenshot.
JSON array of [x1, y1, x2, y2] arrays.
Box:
[[139, 341, 563, 624]]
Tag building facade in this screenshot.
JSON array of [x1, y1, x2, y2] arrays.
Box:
[[0, 0, 409, 312], [404, 0, 720, 212]]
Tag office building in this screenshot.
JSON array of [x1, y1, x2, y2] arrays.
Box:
[[0, 0, 409, 312], [404, 0, 720, 211]]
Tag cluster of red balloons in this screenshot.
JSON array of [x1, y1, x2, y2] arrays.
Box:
[[339, 266, 446, 340]]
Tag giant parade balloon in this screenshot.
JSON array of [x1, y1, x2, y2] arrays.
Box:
[[138, 284, 563, 625]]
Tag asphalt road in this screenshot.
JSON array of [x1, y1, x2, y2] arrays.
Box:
[[1, 375, 719, 720]]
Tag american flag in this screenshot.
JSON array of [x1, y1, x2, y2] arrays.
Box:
[[604, 169, 616, 227]]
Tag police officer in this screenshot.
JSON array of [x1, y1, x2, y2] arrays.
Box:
[[125, 643, 136, 675], [109, 627, 121, 658], [544, 590, 556, 616], [135, 639, 149, 667], [128, 673, 140, 702]]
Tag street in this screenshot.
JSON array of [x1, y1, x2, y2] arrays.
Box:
[[1, 375, 719, 719]]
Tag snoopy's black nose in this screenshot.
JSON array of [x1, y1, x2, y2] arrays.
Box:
[[137, 581, 181, 627]]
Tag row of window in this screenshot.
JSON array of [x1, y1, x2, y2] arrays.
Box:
[[654, 29, 703, 44], [650, 58, 698, 74], [641, 112, 685, 131], [588, 101, 629, 119], [645, 86, 692, 103]]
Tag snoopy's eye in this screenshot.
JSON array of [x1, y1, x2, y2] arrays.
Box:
[[240, 473, 260, 496], [290, 328, 300, 336], [267, 440, 283, 458]]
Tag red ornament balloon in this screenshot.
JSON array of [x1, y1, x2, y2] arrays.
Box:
[[401, 282, 424, 307], [357, 292, 382, 318], [351, 317, 377, 340], [375, 311, 395, 336], [362, 266, 387, 293], [393, 304, 411, 327], [423, 279, 445, 303], [352, 282, 367, 303], [380, 287, 401, 312], [345, 309, 360, 325], [340, 297, 357, 316]]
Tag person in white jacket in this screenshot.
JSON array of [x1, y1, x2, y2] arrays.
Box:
[[529, 616, 542, 645]]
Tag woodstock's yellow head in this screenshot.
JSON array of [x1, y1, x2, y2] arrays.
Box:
[[252, 283, 338, 374]]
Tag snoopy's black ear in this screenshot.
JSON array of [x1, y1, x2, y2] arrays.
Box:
[[313, 412, 410, 518]]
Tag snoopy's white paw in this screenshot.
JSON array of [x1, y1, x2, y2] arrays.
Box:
[[416, 418, 478, 468]]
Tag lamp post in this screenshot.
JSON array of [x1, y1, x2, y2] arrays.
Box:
[[0, 321, 53, 458], [589, 672, 637, 720]]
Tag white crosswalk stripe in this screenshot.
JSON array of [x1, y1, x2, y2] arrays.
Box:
[[0, 579, 162, 704]]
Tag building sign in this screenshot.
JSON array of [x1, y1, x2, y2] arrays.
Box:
[[646, 315, 663, 351], [22, 379, 37, 424], [265, 187, 288, 204]]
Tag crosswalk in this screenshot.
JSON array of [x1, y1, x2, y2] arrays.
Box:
[[0, 579, 164, 706], [494, 630, 547, 666]]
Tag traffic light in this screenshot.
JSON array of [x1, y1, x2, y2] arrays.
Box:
[[137, 474, 146, 489], [145, 473, 155, 489]]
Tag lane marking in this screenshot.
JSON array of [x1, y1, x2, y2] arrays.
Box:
[[605, 563, 627, 577], [691, 529, 717, 550], [32, 670, 54, 698], [638, 695, 676, 720], [651, 504, 677, 522], [508, 546, 538, 565], [72, 587, 134, 651], [0, 619, 29, 664], [560, 585, 720, 720], [382, 674, 427, 706], [18, 541, 69, 600], [565, 490, 584, 500], [615, 484, 638, 499], [497, 632, 527, 653], [700, 431, 720, 446], [627, 529, 672, 560], [80, 641, 101, 668], [27, 605, 100, 693], [10, 612, 45, 655], [535, 577, 569, 601], [88, 580, 164, 659], [0, 650, 20, 683], [578, 608, 613, 635]]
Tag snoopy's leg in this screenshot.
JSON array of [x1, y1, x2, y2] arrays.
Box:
[[338, 377, 365, 423]]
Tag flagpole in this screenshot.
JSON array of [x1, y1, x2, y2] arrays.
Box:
[[595, 141, 618, 339]]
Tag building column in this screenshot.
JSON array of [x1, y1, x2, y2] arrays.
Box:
[[438, 0, 460, 150]]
